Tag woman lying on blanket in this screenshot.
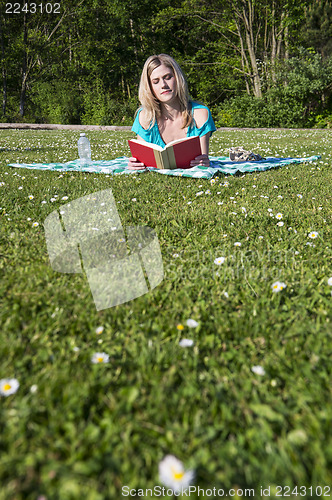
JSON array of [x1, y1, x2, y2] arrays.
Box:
[[128, 53, 216, 170]]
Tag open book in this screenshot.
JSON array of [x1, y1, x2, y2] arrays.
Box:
[[128, 135, 202, 169]]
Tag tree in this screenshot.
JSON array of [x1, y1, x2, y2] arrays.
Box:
[[300, 0, 332, 58], [154, 0, 313, 98]]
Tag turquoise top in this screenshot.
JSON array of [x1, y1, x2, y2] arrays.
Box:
[[131, 101, 216, 148]]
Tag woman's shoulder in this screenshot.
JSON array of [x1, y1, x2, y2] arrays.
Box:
[[137, 108, 151, 130], [190, 100, 210, 111], [190, 101, 210, 128]]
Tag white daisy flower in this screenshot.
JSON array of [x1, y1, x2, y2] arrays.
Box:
[[277, 221, 284, 226], [251, 365, 265, 376], [131, 198, 137, 202], [275, 213, 283, 219], [91, 352, 109, 364], [30, 384, 38, 393], [186, 319, 199, 328], [223, 291, 229, 298], [308, 231, 318, 239], [32, 222, 39, 227], [234, 242, 241, 247], [179, 339, 194, 347], [271, 281, 287, 292], [28, 195, 34, 200], [0, 378, 19, 396], [214, 257, 225, 265], [297, 194, 303, 199], [159, 455, 195, 493], [95, 326, 104, 335], [327, 277, 332, 286], [61, 196, 68, 200]]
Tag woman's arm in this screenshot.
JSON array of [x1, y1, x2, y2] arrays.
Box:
[[128, 109, 150, 169], [189, 107, 211, 167], [190, 132, 210, 167], [128, 134, 148, 169]]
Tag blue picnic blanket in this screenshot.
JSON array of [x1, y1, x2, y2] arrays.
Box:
[[8, 155, 321, 180]]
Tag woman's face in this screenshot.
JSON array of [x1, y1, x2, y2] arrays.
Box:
[[149, 64, 177, 103]]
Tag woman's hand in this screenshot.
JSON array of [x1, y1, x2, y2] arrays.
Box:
[[128, 157, 147, 170], [190, 154, 210, 168]]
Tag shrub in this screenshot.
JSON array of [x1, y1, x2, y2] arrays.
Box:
[[213, 94, 307, 128], [30, 80, 82, 124], [213, 51, 332, 128]]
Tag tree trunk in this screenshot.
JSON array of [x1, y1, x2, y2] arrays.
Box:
[[284, 24, 289, 60], [270, 1, 278, 83], [0, 17, 7, 116], [235, 17, 252, 95], [241, 0, 262, 97], [19, 14, 28, 117]]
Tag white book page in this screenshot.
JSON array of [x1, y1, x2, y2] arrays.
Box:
[[165, 136, 196, 148], [130, 139, 163, 152]]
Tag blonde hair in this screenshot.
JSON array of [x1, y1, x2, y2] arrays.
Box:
[[137, 54, 193, 129]]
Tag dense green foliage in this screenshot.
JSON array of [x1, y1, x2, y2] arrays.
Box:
[[0, 128, 331, 498], [1, 0, 332, 127]]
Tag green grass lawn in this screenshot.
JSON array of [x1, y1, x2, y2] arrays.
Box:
[[0, 127, 331, 500]]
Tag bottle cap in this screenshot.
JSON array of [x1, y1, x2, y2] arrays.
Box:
[[80, 132, 86, 136]]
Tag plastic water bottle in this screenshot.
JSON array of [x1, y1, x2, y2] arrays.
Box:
[[77, 132, 91, 163]]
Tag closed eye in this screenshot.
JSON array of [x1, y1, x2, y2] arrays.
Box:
[[151, 73, 173, 84]]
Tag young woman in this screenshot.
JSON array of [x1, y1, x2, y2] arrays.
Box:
[[128, 54, 216, 170]]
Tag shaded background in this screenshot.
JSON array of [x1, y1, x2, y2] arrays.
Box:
[[1, 0, 332, 127]]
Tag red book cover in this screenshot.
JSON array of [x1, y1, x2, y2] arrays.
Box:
[[128, 136, 202, 169], [128, 140, 159, 168], [170, 136, 202, 169]]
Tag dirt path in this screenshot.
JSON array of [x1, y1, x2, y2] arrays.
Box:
[[0, 123, 318, 132], [0, 123, 132, 131]]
